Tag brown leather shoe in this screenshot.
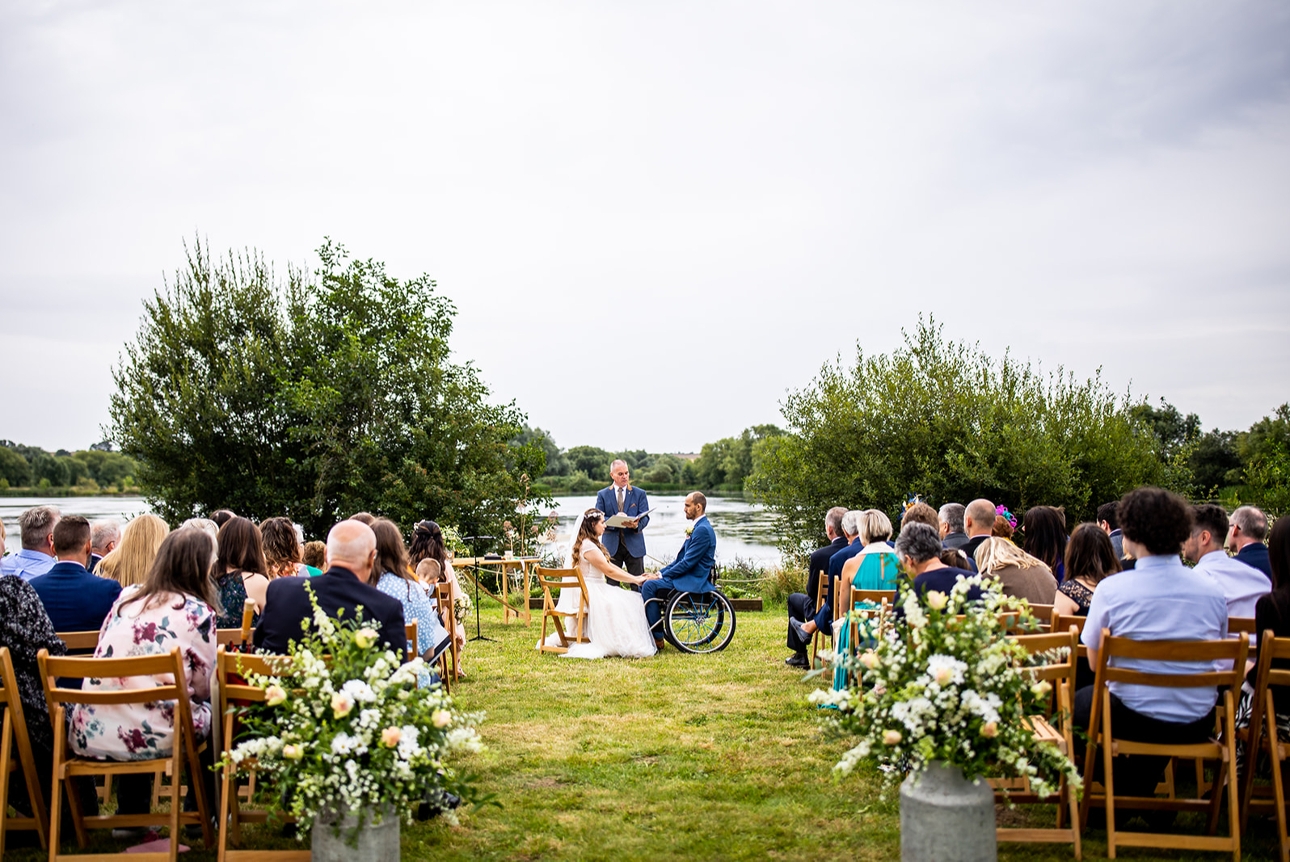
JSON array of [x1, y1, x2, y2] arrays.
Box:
[[654, 639, 664, 651]]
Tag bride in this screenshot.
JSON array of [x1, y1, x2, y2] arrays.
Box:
[[555, 509, 658, 659]]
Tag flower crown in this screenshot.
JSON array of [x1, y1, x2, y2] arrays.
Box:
[[995, 505, 1017, 530], [584, 510, 604, 523]]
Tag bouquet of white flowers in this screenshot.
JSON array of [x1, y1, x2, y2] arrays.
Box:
[[453, 591, 473, 625], [222, 587, 485, 840], [814, 576, 1080, 799]]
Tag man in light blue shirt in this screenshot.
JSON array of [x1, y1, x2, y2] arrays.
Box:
[[1077, 487, 1228, 800], [1185, 504, 1269, 624], [0, 505, 61, 581]]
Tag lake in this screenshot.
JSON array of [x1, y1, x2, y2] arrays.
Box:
[[0, 494, 783, 566]]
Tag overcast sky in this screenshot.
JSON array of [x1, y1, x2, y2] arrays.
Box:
[[2, 1, 1288, 455]]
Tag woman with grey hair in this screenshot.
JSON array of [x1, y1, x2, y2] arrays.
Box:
[[896, 522, 984, 603]]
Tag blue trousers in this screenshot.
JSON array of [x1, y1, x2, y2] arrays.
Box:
[[640, 579, 672, 633]]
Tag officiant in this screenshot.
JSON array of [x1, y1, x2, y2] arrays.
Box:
[[595, 460, 650, 589]]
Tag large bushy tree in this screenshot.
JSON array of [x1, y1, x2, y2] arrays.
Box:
[[748, 319, 1165, 558], [110, 239, 545, 537]]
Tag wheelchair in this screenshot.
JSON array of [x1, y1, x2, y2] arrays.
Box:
[[644, 582, 737, 654]]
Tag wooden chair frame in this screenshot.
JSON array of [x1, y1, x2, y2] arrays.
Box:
[[1079, 631, 1247, 861], [0, 646, 48, 854], [433, 581, 458, 692], [405, 620, 419, 663], [39, 646, 214, 862], [537, 567, 591, 653], [993, 626, 1082, 858], [809, 571, 831, 670], [215, 646, 310, 862], [1239, 630, 1290, 861]]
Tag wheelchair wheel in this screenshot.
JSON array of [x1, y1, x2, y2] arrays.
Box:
[[664, 590, 736, 654]]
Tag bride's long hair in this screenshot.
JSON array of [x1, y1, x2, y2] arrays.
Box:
[[570, 509, 610, 569]]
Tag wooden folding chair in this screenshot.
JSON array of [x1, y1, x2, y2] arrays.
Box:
[[1028, 604, 1055, 631], [993, 626, 1082, 858], [1079, 631, 1247, 860], [405, 620, 419, 662], [843, 592, 893, 688], [217, 598, 259, 649], [433, 581, 458, 692], [0, 646, 48, 854], [1240, 630, 1290, 860], [38, 646, 214, 862], [536, 566, 590, 654], [809, 570, 832, 670], [55, 631, 100, 652], [214, 647, 310, 862]]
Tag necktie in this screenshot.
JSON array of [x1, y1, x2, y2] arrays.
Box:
[[617, 487, 624, 513]]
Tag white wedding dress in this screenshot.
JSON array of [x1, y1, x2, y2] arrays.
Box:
[[559, 540, 657, 659]]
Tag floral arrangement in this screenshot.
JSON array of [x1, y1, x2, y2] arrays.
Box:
[[452, 590, 473, 625], [222, 588, 485, 839], [812, 576, 1080, 799]]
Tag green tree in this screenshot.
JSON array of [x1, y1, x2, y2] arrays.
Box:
[[0, 447, 31, 487], [110, 238, 545, 537], [748, 318, 1164, 558], [1238, 404, 1290, 515], [565, 445, 614, 481]]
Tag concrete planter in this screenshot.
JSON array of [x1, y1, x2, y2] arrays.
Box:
[[312, 804, 400, 862], [900, 761, 997, 862]]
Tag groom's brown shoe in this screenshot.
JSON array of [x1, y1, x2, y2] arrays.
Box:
[[654, 639, 664, 651]]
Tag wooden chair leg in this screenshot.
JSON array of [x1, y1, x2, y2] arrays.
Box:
[[1102, 691, 1118, 859], [0, 714, 11, 857], [1273, 744, 1289, 862], [1067, 776, 1083, 860]]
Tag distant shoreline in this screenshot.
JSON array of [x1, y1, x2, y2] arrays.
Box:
[[0, 489, 142, 498]]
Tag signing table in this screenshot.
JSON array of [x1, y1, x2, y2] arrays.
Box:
[[454, 556, 540, 624]]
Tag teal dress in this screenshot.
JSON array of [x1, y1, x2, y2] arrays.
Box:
[[831, 547, 900, 692]]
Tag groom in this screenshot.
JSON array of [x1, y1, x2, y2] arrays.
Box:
[[641, 492, 716, 649]]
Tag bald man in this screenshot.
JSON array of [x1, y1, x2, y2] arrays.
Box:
[[254, 519, 407, 655]]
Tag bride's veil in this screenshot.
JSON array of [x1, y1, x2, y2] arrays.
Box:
[[563, 510, 586, 568]]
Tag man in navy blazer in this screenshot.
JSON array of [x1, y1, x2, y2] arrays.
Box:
[[254, 520, 406, 656], [595, 460, 650, 586], [641, 492, 715, 648], [1229, 505, 1272, 579], [30, 515, 122, 636]]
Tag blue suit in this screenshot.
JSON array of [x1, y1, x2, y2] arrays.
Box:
[[30, 561, 122, 637], [595, 484, 650, 559], [642, 516, 716, 632], [1236, 543, 1272, 580], [811, 537, 863, 633]]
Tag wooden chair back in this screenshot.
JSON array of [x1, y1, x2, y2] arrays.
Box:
[[1081, 631, 1247, 859], [1239, 631, 1290, 848], [433, 581, 457, 692], [0, 646, 48, 854], [537, 567, 591, 654], [405, 620, 419, 662], [1027, 604, 1055, 630], [810, 570, 831, 669], [55, 631, 99, 652], [38, 647, 214, 860], [1228, 616, 1257, 638]]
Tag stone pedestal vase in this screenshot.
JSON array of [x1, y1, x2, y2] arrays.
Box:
[[900, 762, 997, 862], [311, 804, 400, 862]]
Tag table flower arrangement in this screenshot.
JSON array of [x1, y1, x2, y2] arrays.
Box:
[[812, 575, 1079, 800], [222, 589, 485, 844]]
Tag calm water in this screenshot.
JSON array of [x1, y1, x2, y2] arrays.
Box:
[[0, 494, 783, 566]]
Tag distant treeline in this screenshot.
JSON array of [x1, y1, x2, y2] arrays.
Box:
[[0, 441, 139, 493]]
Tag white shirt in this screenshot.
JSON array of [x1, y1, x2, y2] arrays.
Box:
[[1195, 548, 1269, 620]]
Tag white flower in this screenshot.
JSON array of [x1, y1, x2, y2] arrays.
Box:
[[925, 654, 967, 688], [340, 679, 377, 704], [925, 591, 948, 611]]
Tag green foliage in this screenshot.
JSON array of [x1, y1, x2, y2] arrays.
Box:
[[692, 425, 782, 489], [109, 238, 546, 536], [0, 446, 32, 486], [564, 445, 614, 481], [1238, 404, 1290, 515], [748, 318, 1164, 557]]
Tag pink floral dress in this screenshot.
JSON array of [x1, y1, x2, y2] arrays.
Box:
[[68, 587, 217, 761]]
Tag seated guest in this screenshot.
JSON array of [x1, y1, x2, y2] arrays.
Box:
[[841, 509, 899, 594], [214, 516, 270, 629], [939, 548, 971, 569], [260, 516, 310, 579], [898, 522, 984, 603], [371, 519, 450, 676], [901, 502, 940, 532], [1234, 517, 1290, 758], [1022, 505, 1068, 582], [302, 540, 327, 572], [180, 518, 219, 541], [88, 518, 121, 573], [938, 503, 969, 551], [974, 536, 1057, 605], [1185, 503, 1269, 621], [411, 519, 468, 674], [209, 509, 236, 529], [71, 528, 220, 821], [29, 515, 122, 635], [992, 506, 1017, 540], [959, 498, 996, 570], [1076, 487, 1227, 800], [1228, 505, 1271, 579], [1097, 501, 1124, 560], [0, 505, 61, 581], [97, 514, 169, 588], [254, 520, 407, 656], [785, 507, 848, 668], [1054, 523, 1121, 617], [788, 510, 863, 646]]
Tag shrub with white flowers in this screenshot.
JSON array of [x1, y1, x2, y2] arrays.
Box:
[[221, 587, 484, 840], [814, 575, 1080, 799]]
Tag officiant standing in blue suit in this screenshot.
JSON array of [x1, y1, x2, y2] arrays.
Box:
[[596, 460, 650, 587]]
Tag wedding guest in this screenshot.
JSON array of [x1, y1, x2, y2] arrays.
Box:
[[1229, 505, 1271, 579], [371, 519, 450, 680], [785, 507, 848, 668], [0, 505, 60, 581], [1184, 504, 1268, 621], [898, 522, 984, 603], [1234, 518, 1290, 755], [1076, 487, 1227, 800], [1097, 501, 1124, 560], [302, 540, 327, 571], [938, 503, 969, 551], [71, 528, 220, 824], [843, 510, 900, 592], [29, 515, 122, 634], [1023, 505, 1068, 582], [214, 516, 270, 629], [1054, 523, 1120, 617], [260, 516, 310, 578], [254, 520, 406, 656], [209, 509, 236, 529], [89, 518, 121, 573], [788, 510, 863, 645], [97, 514, 169, 588], [992, 506, 1017, 540], [350, 512, 377, 526], [960, 498, 996, 569], [412, 519, 466, 675], [180, 518, 219, 541], [902, 502, 940, 533], [974, 536, 1057, 605]]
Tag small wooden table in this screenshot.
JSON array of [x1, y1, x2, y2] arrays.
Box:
[[455, 556, 540, 624]]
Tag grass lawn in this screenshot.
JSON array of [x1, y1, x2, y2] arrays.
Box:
[[8, 601, 1287, 860]]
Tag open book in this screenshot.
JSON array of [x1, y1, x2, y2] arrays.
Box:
[[604, 510, 649, 528]]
